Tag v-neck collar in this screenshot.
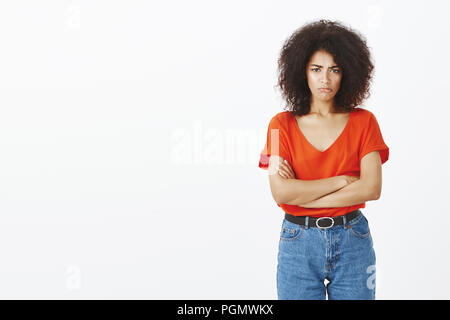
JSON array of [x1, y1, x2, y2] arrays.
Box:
[[291, 111, 353, 153]]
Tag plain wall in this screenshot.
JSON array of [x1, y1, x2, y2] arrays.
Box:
[[0, 0, 447, 299]]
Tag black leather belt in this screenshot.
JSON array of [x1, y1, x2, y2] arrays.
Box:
[[284, 209, 360, 229]]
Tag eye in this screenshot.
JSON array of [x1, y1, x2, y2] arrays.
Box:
[[311, 68, 340, 73]]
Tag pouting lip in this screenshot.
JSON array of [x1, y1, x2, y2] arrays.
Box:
[[319, 87, 332, 90]]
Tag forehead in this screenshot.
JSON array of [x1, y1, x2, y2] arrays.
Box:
[[308, 50, 337, 65]]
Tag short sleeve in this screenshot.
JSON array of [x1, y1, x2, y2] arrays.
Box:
[[258, 115, 291, 170], [359, 113, 389, 164]]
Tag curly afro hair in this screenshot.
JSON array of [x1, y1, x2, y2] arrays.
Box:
[[276, 19, 375, 116]]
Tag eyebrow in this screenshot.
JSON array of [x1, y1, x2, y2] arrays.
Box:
[[310, 64, 339, 68]]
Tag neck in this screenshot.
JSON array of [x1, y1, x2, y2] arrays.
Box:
[[309, 104, 334, 116], [309, 96, 335, 116]]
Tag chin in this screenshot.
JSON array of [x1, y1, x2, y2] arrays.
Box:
[[314, 95, 335, 101]]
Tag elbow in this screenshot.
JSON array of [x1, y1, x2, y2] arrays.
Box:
[[272, 191, 283, 204], [362, 178, 381, 201], [270, 184, 285, 204], [274, 190, 288, 205], [368, 187, 381, 201], [275, 182, 306, 205], [284, 196, 304, 206], [270, 175, 289, 204], [276, 192, 303, 206]]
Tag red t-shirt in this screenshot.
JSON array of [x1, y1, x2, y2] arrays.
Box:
[[258, 107, 389, 217]]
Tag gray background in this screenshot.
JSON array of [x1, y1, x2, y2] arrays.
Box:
[[0, 0, 447, 299]]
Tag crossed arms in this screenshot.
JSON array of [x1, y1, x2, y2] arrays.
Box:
[[267, 151, 382, 208]]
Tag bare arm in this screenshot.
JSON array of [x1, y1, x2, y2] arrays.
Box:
[[278, 176, 348, 205], [268, 155, 347, 205], [299, 179, 377, 208], [299, 151, 383, 208]]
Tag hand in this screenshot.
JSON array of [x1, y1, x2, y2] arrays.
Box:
[[278, 160, 296, 179], [343, 175, 360, 185]]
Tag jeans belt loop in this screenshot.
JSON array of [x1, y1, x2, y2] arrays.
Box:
[[342, 214, 347, 229], [305, 216, 309, 229]]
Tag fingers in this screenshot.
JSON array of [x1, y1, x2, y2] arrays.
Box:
[[281, 160, 296, 178], [278, 167, 290, 179], [285, 161, 296, 178], [346, 175, 360, 184], [278, 168, 287, 179], [278, 161, 295, 179]]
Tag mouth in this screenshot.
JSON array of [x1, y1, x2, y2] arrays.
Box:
[[319, 88, 332, 92]]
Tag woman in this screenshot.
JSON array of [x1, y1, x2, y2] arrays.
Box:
[[259, 19, 389, 300]]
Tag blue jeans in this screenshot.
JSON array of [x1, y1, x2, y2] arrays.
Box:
[[277, 210, 376, 300]]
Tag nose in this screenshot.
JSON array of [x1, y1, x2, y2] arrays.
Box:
[[321, 72, 330, 83]]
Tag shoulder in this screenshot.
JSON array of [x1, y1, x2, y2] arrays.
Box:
[[267, 110, 292, 128], [352, 107, 373, 118], [271, 110, 292, 124], [351, 107, 376, 124]]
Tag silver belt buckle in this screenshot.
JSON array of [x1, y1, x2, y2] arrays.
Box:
[[315, 217, 334, 229]]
